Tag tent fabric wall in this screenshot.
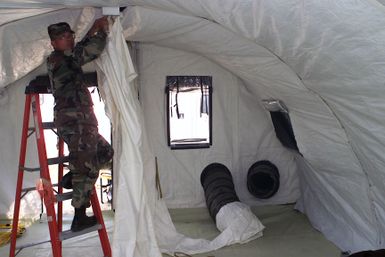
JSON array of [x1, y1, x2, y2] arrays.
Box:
[[137, 43, 299, 208], [0, 0, 385, 255], [95, 21, 162, 257], [120, 4, 380, 252], [122, 2, 385, 251], [186, 1, 385, 250], [96, 20, 266, 256]]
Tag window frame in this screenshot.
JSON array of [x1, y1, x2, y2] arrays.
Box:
[[166, 76, 213, 150]]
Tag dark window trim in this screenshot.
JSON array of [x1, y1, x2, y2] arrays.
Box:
[[166, 76, 212, 150]]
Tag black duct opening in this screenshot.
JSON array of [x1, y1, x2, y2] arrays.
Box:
[[270, 111, 299, 152], [200, 163, 239, 220], [247, 160, 280, 199]]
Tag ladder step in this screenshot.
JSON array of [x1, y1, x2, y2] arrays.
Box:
[[47, 156, 70, 165], [28, 122, 55, 132], [20, 156, 69, 171], [20, 166, 40, 172], [42, 122, 56, 129], [22, 183, 59, 193], [60, 223, 102, 241], [21, 186, 37, 193], [56, 192, 73, 202]]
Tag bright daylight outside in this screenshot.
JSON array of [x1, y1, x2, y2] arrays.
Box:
[[167, 76, 211, 149]]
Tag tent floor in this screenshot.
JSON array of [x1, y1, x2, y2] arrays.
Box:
[[0, 204, 341, 257], [165, 204, 341, 257]]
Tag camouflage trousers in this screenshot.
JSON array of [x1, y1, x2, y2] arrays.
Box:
[[56, 111, 113, 208]]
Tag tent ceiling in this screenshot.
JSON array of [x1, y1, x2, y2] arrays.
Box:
[[0, 9, 60, 26]]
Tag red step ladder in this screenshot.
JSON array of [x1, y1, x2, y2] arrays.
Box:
[[9, 79, 111, 257]]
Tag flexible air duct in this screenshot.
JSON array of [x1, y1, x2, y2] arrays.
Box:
[[200, 163, 239, 220]]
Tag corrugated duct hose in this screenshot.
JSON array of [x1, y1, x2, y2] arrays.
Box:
[[200, 163, 240, 221]]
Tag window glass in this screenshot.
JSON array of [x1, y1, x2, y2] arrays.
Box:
[[166, 76, 212, 149]]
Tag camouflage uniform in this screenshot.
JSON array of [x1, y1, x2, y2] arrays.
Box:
[[47, 29, 113, 208]]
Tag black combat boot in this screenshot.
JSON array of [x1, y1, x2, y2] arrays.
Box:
[[59, 171, 73, 189], [70, 206, 97, 232]]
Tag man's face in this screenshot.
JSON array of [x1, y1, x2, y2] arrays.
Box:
[[51, 32, 75, 51]]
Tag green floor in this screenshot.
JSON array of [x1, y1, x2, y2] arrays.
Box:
[[164, 205, 341, 257], [0, 205, 341, 257]]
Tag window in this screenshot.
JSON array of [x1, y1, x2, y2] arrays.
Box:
[[166, 76, 212, 149]]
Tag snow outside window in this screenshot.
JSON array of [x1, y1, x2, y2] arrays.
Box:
[[166, 76, 212, 149]]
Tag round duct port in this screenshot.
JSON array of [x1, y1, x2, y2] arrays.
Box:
[[247, 160, 280, 199]]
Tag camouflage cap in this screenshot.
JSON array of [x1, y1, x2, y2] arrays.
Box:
[[48, 22, 75, 40]]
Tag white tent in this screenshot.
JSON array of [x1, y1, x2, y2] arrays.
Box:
[[1, 0, 385, 256]]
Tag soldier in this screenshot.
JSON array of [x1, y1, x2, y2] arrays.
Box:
[[47, 17, 114, 232]]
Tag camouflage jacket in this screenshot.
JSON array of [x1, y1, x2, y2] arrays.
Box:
[[47, 31, 107, 112]]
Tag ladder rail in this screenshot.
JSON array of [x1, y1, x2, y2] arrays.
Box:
[[57, 138, 64, 249], [9, 95, 32, 257], [31, 94, 62, 257], [91, 188, 112, 257]]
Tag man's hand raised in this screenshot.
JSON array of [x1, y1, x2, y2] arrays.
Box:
[[88, 16, 109, 36]]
